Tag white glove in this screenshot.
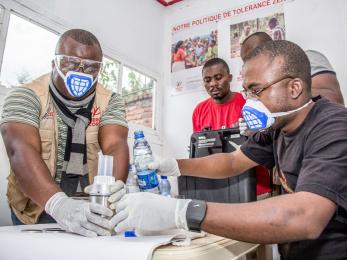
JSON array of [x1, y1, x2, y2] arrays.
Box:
[[110, 192, 191, 233], [45, 192, 114, 237], [148, 157, 181, 176], [84, 180, 126, 210], [238, 118, 248, 136]]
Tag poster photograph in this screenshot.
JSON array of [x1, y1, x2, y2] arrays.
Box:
[[230, 12, 285, 59], [171, 30, 218, 73], [171, 21, 218, 95]]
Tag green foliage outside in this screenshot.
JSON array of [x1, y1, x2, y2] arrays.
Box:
[[98, 57, 155, 99], [99, 57, 119, 92]]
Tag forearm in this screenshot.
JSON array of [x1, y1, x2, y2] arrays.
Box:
[[201, 192, 334, 244], [178, 150, 256, 179], [178, 154, 234, 178], [9, 143, 60, 207], [104, 141, 129, 183]]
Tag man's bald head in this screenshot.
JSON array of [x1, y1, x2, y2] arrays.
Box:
[[55, 29, 102, 57], [240, 32, 272, 61]]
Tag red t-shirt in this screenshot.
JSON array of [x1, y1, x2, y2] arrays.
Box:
[[173, 48, 186, 62], [192, 92, 271, 195], [192, 92, 245, 133]]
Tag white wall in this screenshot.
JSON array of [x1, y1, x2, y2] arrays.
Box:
[[0, 0, 166, 225], [284, 0, 347, 100], [162, 0, 347, 159]]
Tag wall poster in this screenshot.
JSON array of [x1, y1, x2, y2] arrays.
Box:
[[170, 0, 290, 95]]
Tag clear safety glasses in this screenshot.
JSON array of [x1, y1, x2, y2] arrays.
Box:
[[241, 75, 294, 99], [55, 54, 102, 76]]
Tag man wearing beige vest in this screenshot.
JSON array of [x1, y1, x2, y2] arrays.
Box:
[[0, 29, 129, 237]]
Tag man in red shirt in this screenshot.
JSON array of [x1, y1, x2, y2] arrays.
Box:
[[192, 57, 271, 196], [192, 58, 245, 132]]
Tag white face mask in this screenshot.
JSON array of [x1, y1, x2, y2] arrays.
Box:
[[54, 59, 98, 98], [241, 99, 313, 131]]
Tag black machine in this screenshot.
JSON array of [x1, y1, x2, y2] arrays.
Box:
[[178, 127, 256, 203]]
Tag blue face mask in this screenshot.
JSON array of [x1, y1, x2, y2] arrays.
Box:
[[242, 99, 313, 131], [54, 60, 98, 97]]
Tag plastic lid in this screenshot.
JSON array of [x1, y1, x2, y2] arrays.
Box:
[[124, 230, 137, 237], [134, 130, 144, 139], [161, 176, 168, 180], [97, 152, 113, 177]]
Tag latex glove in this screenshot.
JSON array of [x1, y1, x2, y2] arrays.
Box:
[[148, 157, 181, 176], [84, 180, 126, 210], [238, 118, 248, 136], [45, 192, 114, 237], [110, 192, 191, 233]]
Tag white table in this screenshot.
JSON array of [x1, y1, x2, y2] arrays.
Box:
[[0, 224, 262, 260]]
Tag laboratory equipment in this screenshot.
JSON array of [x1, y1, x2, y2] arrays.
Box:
[[88, 152, 115, 212]]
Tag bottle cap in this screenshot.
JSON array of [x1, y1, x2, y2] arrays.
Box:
[[124, 230, 137, 237], [134, 130, 144, 139], [160, 176, 168, 180]]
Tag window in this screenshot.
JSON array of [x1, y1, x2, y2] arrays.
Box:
[[98, 56, 120, 93], [0, 11, 158, 131], [0, 13, 58, 87], [122, 66, 156, 129]]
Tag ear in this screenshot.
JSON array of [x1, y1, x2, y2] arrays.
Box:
[[228, 73, 233, 82], [51, 59, 55, 70], [290, 78, 304, 99]]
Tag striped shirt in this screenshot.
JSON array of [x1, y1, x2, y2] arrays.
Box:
[[1, 87, 128, 183]]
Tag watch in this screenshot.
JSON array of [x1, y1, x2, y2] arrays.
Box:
[[186, 199, 207, 231]]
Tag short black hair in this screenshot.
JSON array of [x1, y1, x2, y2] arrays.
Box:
[[55, 29, 102, 55], [241, 31, 272, 46], [245, 40, 311, 89], [202, 58, 230, 74], [268, 17, 278, 28], [174, 40, 184, 53]]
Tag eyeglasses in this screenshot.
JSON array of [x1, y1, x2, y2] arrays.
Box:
[[241, 75, 294, 98], [55, 55, 102, 76]]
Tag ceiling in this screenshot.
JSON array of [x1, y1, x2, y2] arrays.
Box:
[[156, 0, 183, 7]]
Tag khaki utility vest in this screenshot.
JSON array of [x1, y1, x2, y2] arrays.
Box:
[[6, 74, 112, 224]]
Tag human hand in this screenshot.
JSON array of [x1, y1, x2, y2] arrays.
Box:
[[45, 192, 114, 237], [85, 180, 126, 210], [148, 157, 181, 177], [110, 192, 191, 233]]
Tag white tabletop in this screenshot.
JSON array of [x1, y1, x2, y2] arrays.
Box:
[[0, 224, 260, 260], [0, 224, 176, 260]]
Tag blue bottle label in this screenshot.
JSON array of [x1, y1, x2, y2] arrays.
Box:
[[137, 170, 159, 190]]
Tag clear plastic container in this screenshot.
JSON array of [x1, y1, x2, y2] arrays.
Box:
[[89, 152, 115, 210], [159, 176, 171, 197], [126, 164, 140, 193]]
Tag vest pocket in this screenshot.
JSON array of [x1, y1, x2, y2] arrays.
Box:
[[39, 129, 54, 160], [7, 174, 29, 213]]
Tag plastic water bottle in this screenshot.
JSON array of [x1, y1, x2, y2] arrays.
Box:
[[159, 176, 171, 197], [133, 130, 159, 193], [126, 164, 140, 193]]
